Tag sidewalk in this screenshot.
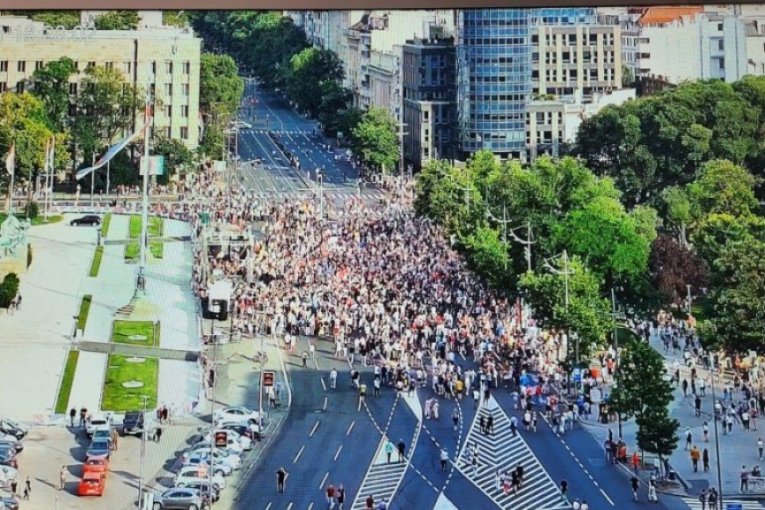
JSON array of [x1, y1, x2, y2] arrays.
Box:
[[577, 330, 764, 499]]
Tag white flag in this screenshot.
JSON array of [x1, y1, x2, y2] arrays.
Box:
[[4, 143, 14, 177]]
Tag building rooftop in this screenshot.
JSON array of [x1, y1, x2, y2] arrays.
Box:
[[638, 6, 704, 25]]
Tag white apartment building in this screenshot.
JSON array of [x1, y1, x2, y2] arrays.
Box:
[[527, 88, 636, 159], [633, 8, 747, 84], [0, 14, 201, 149]]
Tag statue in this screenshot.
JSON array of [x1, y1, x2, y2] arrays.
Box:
[[0, 215, 30, 258]]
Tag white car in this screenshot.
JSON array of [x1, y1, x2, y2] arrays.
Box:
[[182, 453, 233, 477], [232, 121, 252, 130], [174, 465, 226, 490], [202, 429, 252, 451], [213, 406, 265, 427], [188, 447, 242, 470], [0, 465, 17, 485], [85, 413, 112, 438]]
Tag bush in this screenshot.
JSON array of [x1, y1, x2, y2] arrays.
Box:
[[0, 273, 20, 308], [24, 201, 39, 219]]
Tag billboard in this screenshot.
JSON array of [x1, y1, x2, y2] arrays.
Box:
[[139, 155, 165, 176]]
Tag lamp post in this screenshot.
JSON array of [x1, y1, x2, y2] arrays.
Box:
[[543, 251, 576, 391], [710, 362, 724, 508], [137, 394, 149, 509], [90, 152, 95, 208], [138, 88, 153, 287], [612, 287, 623, 439]]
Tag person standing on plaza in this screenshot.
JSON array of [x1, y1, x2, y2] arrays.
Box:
[[703, 448, 710, 472], [326, 483, 336, 509], [397, 439, 406, 463], [630, 475, 639, 501], [486, 415, 494, 435], [759, 437, 764, 460], [685, 427, 693, 450], [741, 465, 750, 492], [69, 408, 76, 428], [330, 368, 338, 390], [703, 421, 709, 442], [59, 466, 67, 490], [690, 445, 701, 472], [337, 484, 345, 510], [648, 474, 658, 502], [385, 440, 394, 464], [479, 415, 486, 434], [452, 408, 459, 432], [699, 489, 708, 510], [440, 449, 449, 472]]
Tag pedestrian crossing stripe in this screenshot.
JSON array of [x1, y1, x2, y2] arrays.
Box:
[[253, 129, 315, 135], [456, 397, 570, 510], [681, 497, 765, 510], [239, 190, 385, 201], [351, 432, 416, 510]]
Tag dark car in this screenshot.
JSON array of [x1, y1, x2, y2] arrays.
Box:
[[70, 215, 101, 226], [0, 420, 26, 440], [218, 422, 260, 442], [85, 439, 110, 461], [0, 448, 17, 469], [122, 411, 145, 436]]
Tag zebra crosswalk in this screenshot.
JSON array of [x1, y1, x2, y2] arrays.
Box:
[[456, 397, 570, 510], [351, 434, 412, 510], [681, 497, 765, 510], [239, 189, 386, 202]]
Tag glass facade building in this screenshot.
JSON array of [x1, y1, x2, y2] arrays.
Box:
[[456, 8, 596, 158]]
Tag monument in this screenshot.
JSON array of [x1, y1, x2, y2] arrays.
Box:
[[0, 215, 31, 280]]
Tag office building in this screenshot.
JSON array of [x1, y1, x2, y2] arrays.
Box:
[[0, 15, 202, 149]]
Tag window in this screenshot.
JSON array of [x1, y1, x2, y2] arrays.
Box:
[[74, 61, 79, 71], [718, 39, 724, 51], [16, 81, 24, 93], [35, 61, 44, 71], [0, 61, 7, 72], [182, 61, 191, 74], [105, 62, 113, 70], [166, 62, 173, 74], [17, 61, 25, 73], [69, 82, 78, 95], [165, 83, 172, 96], [182, 83, 189, 96], [717, 23, 723, 31], [165, 105, 172, 117], [719, 58, 725, 70], [0, 82, 6, 93], [87, 61, 96, 71], [151, 61, 157, 74], [124, 61, 132, 74], [180, 126, 188, 139]]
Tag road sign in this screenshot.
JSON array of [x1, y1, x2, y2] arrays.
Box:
[[262, 371, 275, 387], [139, 155, 165, 176]]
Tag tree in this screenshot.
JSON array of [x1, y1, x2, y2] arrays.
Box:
[[636, 407, 679, 465], [163, 10, 189, 27], [610, 341, 674, 427], [686, 159, 759, 220], [152, 136, 194, 184], [661, 186, 692, 246], [351, 107, 399, 175], [21, 11, 81, 29], [705, 237, 765, 353], [285, 47, 345, 118], [692, 213, 765, 268], [93, 11, 140, 30], [199, 53, 244, 123], [462, 226, 511, 291], [30, 57, 76, 132], [0, 92, 56, 183], [648, 235, 710, 307], [72, 65, 143, 159]]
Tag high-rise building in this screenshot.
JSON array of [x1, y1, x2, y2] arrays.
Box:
[[401, 33, 457, 168]]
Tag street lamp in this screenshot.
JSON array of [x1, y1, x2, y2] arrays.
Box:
[[710, 365, 724, 508], [137, 394, 149, 509], [611, 287, 624, 439]]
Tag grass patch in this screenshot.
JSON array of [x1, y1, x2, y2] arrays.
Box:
[[0, 213, 63, 226], [124, 241, 164, 262], [89, 246, 104, 277], [77, 295, 93, 332], [54, 350, 80, 414], [111, 320, 160, 347], [101, 354, 158, 412], [101, 213, 112, 238], [129, 215, 163, 239]]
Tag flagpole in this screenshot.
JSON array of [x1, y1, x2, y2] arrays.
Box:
[[6, 143, 15, 215], [138, 87, 152, 293]]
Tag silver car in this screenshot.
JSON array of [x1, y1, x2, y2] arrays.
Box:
[[152, 488, 203, 510]]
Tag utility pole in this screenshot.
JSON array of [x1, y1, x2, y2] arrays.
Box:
[[509, 221, 535, 273], [544, 251, 576, 389], [485, 200, 512, 271], [686, 284, 692, 315], [90, 152, 95, 208], [137, 394, 149, 509], [209, 304, 219, 501], [612, 287, 623, 439], [710, 366, 724, 507], [138, 87, 153, 284]]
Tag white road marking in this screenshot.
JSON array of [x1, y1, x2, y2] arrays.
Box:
[[599, 488, 615, 505], [346, 420, 355, 436], [323, 396, 328, 411], [310, 420, 320, 437], [292, 445, 305, 464], [320, 377, 327, 391], [334, 445, 343, 461], [319, 471, 329, 489]]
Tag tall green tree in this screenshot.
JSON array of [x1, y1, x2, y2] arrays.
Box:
[[686, 159, 759, 220], [285, 47, 344, 118], [152, 136, 194, 184], [30, 57, 76, 132], [199, 53, 244, 123], [351, 107, 399, 175], [636, 407, 679, 466]]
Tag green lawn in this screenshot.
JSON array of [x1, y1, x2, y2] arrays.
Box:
[[0, 213, 63, 226], [89, 246, 104, 277], [77, 295, 92, 332], [124, 241, 163, 262], [101, 354, 158, 412], [101, 213, 112, 238], [54, 350, 80, 414], [111, 320, 160, 347], [129, 215, 163, 238]]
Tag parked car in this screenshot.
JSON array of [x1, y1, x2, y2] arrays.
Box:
[[122, 411, 154, 436], [0, 465, 17, 486], [82, 458, 109, 475], [232, 121, 252, 130], [181, 454, 233, 477], [173, 466, 225, 490], [0, 490, 19, 510], [85, 439, 110, 461], [70, 215, 101, 227], [193, 435, 245, 456], [152, 488, 203, 510], [0, 437, 22, 453], [202, 428, 252, 451], [0, 448, 17, 469], [217, 421, 260, 442], [186, 445, 241, 469], [180, 481, 220, 502], [85, 414, 112, 438], [213, 406, 265, 427], [91, 426, 111, 444], [0, 421, 25, 441], [77, 471, 106, 496]]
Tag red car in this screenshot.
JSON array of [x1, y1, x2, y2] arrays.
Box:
[[77, 472, 106, 496], [82, 458, 109, 475]]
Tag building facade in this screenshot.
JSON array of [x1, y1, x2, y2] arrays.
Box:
[[0, 17, 201, 149], [401, 36, 457, 167]]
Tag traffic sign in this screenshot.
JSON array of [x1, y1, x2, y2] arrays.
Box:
[[263, 371, 275, 387]]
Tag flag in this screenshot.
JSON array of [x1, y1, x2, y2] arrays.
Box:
[[46, 136, 55, 174], [75, 115, 152, 181], [4, 143, 14, 177]]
